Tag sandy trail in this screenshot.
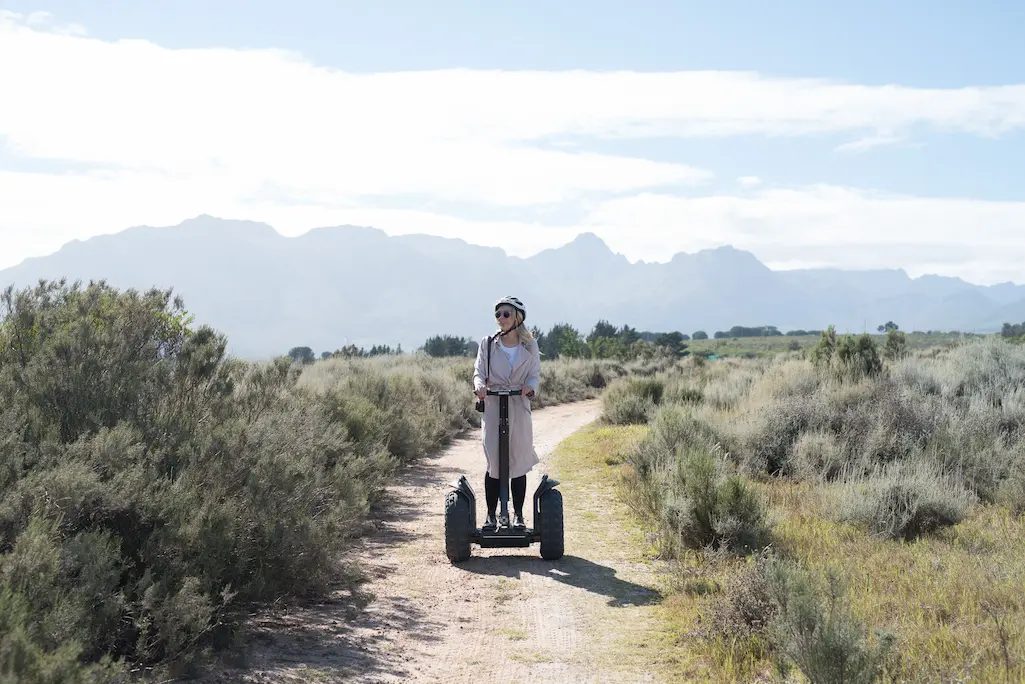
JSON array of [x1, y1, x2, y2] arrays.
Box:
[[199, 399, 662, 683]]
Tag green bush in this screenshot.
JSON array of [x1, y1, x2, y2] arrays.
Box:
[[883, 329, 909, 360], [0, 281, 390, 677], [624, 412, 771, 557], [811, 327, 883, 381]]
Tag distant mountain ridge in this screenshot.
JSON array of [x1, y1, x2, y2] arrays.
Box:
[[2, 215, 1022, 359]]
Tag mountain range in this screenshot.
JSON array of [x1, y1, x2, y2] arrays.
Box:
[[2, 215, 1023, 359]]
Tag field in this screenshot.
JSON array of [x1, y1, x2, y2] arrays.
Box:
[[2, 278, 1022, 682], [685, 331, 977, 359], [600, 333, 1025, 682]]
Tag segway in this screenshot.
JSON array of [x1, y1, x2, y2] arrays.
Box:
[[444, 388, 565, 563]]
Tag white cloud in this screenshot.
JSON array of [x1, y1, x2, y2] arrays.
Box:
[[835, 134, 907, 153], [1, 13, 1025, 286], [582, 186, 1025, 285]]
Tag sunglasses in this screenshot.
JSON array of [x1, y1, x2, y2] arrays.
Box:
[[495, 310, 515, 319]]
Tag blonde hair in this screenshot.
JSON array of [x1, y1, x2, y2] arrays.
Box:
[[515, 311, 534, 347], [495, 309, 534, 348]]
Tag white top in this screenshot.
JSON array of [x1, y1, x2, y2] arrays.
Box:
[[499, 340, 519, 366]]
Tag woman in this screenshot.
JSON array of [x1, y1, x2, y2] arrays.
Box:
[[472, 295, 541, 531]]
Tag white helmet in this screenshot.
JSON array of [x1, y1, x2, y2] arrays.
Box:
[[494, 295, 526, 322]]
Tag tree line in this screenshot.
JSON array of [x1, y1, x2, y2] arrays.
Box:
[[1002, 321, 1025, 340], [287, 318, 1017, 364]]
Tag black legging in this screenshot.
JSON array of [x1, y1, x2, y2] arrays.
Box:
[[485, 473, 526, 517]]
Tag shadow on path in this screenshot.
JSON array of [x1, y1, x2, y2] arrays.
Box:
[[457, 554, 662, 607], [190, 585, 445, 683]]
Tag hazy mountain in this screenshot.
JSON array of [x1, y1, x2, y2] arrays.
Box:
[[2, 215, 1023, 359]]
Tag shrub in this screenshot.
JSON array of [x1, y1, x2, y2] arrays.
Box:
[[835, 459, 976, 541], [740, 393, 820, 476], [707, 554, 779, 644], [765, 560, 898, 684], [705, 556, 899, 683], [997, 456, 1025, 516], [789, 430, 845, 482], [662, 377, 703, 406], [600, 376, 666, 425], [812, 327, 883, 381], [836, 333, 884, 380], [625, 421, 771, 557], [883, 329, 908, 361]]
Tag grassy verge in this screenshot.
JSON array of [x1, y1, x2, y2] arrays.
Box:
[[541, 422, 684, 679], [598, 335, 1025, 682]]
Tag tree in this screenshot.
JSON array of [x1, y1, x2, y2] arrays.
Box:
[[693, 330, 709, 340], [727, 325, 782, 338], [588, 335, 627, 360], [654, 331, 688, 356], [618, 324, 641, 346], [877, 321, 899, 332], [421, 334, 475, 357], [1002, 322, 1025, 339], [540, 322, 588, 359], [587, 320, 618, 343], [288, 346, 316, 364]]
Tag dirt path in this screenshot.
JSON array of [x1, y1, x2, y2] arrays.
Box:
[[199, 399, 666, 683]]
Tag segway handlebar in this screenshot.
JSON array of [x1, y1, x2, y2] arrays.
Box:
[[486, 389, 523, 396]]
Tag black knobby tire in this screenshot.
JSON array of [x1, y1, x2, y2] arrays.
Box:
[[444, 491, 473, 563], [538, 489, 564, 560]]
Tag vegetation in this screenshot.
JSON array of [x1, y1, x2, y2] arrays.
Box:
[[420, 333, 477, 358], [1002, 320, 1025, 342], [5, 274, 1022, 682], [600, 329, 1025, 681], [0, 279, 672, 681]]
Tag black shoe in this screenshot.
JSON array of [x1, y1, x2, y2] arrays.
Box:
[[482, 514, 497, 531], [512, 513, 525, 529]]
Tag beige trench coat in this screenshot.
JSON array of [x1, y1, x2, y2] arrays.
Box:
[[472, 334, 542, 480]]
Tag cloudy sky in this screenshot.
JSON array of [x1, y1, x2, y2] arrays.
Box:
[[2, 1, 1024, 284]]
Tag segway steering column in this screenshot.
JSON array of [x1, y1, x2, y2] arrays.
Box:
[[487, 388, 522, 528]]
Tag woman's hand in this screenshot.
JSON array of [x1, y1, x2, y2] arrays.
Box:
[[475, 387, 486, 400]]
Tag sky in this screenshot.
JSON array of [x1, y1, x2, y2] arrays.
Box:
[[1, 0, 1024, 284]]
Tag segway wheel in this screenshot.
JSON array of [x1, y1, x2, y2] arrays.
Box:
[[538, 489, 564, 560], [444, 491, 473, 563]]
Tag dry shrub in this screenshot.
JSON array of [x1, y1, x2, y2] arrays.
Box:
[[834, 458, 976, 541]]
